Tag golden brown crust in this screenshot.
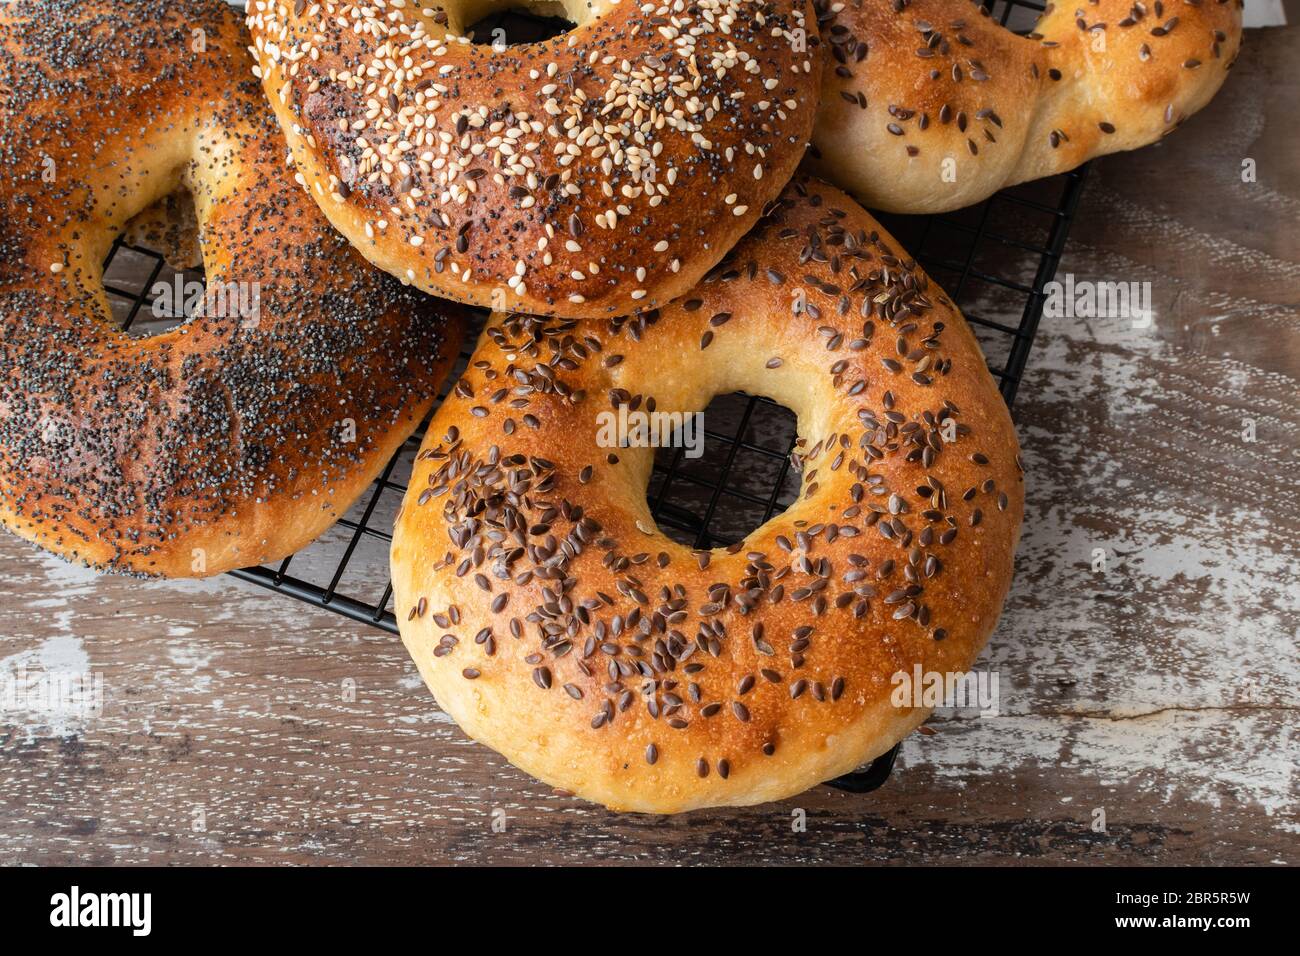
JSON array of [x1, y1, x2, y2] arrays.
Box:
[[245, 0, 823, 317], [0, 0, 465, 577], [391, 175, 1023, 812], [809, 0, 1244, 213]]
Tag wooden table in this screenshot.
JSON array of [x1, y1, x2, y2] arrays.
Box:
[[2, 13, 1295, 866]]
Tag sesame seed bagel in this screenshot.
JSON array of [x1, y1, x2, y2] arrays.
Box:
[[244, 0, 822, 317], [391, 175, 1023, 812], [0, 0, 465, 578], [809, 0, 1243, 214]]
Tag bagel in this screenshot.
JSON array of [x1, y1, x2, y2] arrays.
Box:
[[244, 0, 823, 317], [809, 0, 1243, 213], [391, 175, 1023, 812], [0, 0, 465, 578]]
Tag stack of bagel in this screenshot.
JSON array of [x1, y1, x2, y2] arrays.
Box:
[[0, 0, 1242, 811]]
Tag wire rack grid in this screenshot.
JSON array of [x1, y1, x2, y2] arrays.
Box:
[[98, 0, 1088, 794]]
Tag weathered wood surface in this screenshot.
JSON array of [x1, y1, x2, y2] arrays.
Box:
[[1, 14, 1296, 866]]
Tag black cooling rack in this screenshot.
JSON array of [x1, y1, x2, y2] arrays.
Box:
[[101, 0, 1088, 794]]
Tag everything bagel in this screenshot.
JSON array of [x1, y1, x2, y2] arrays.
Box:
[[810, 0, 1243, 213], [391, 176, 1023, 812], [245, 0, 823, 317], [0, 0, 464, 577]]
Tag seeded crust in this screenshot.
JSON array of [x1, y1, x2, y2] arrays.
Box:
[[391, 176, 1022, 812], [0, 0, 465, 578], [245, 0, 823, 318], [809, 0, 1243, 214]]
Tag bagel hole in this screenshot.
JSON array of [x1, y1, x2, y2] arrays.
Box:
[[465, 6, 575, 46], [646, 393, 801, 549], [980, 0, 1044, 33], [104, 188, 204, 338]]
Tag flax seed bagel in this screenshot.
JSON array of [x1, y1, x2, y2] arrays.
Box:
[[391, 175, 1023, 812], [244, 0, 822, 318], [0, 0, 464, 578], [809, 0, 1243, 214]]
